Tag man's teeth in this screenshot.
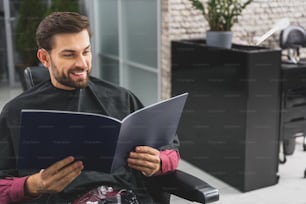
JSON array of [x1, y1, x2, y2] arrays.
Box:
[[72, 71, 85, 75]]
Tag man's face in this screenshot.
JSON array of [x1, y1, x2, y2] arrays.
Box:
[[39, 29, 92, 90]]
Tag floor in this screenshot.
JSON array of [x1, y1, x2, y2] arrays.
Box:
[[1, 83, 306, 204], [0, 82, 23, 110], [172, 139, 306, 204]]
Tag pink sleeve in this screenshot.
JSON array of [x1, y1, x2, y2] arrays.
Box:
[[158, 149, 180, 174], [0, 176, 30, 204]]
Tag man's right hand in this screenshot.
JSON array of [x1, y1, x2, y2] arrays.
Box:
[[24, 156, 84, 197]]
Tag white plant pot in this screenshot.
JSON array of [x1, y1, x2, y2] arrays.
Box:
[[206, 31, 233, 49]]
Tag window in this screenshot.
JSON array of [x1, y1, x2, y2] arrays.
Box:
[[87, 0, 160, 105]]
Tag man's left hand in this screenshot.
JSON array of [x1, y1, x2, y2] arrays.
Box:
[[127, 146, 161, 177]]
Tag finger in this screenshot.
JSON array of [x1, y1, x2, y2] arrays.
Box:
[[129, 152, 160, 164], [134, 146, 160, 155], [128, 157, 159, 170], [44, 160, 83, 183], [46, 167, 82, 192], [38, 161, 83, 193], [42, 156, 75, 178]]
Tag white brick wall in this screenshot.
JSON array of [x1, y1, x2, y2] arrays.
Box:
[[161, 0, 306, 98]]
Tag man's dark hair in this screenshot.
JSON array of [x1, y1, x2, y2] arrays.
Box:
[[36, 12, 91, 50]]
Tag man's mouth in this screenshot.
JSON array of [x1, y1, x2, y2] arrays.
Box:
[[70, 70, 87, 80]]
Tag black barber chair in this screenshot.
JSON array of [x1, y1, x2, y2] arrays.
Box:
[[279, 25, 306, 177], [280, 25, 306, 64], [24, 66, 219, 203]]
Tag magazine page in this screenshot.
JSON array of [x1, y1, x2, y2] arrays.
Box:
[[111, 93, 188, 171], [18, 110, 121, 172]]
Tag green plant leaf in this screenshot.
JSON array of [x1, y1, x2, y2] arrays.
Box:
[[189, 0, 253, 31]]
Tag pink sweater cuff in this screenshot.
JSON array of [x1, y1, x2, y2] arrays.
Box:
[[8, 176, 28, 202], [158, 150, 180, 174]]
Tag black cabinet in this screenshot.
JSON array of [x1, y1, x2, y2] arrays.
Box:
[[171, 40, 281, 192]]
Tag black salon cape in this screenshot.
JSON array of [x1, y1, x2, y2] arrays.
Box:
[[0, 76, 179, 203]]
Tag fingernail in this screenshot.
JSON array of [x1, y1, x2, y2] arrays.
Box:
[[68, 156, 75, 162]]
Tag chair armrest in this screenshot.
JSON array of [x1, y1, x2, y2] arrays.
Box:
[[156, 170, 219, 203]]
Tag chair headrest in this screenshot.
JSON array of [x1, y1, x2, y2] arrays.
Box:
[[280, 25, 306, 49], [24, 66, 50, 90]]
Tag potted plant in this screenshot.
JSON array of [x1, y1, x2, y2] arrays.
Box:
[[15, 0, 46, 89], [45, 0, 79, 15], [189, 0, 253, 48]]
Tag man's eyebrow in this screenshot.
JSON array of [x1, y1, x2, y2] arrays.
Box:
[[61, 49, 75, 53], [60, 45, 91, 53]]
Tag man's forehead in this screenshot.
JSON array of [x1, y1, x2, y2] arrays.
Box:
[[51, 30, 90, 51]]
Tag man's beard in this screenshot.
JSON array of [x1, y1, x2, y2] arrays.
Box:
[[50, 58, 90, 89]]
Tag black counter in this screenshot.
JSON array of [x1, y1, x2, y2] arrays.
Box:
[[171, 39, 281, 192]]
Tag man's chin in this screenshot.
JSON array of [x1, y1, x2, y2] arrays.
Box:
[[59, 78, 89, 89], [76, 82, 89, 89], [73, 79, 89, 88]]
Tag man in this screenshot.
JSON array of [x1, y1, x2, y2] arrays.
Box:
[[0, 12, 179, 203]]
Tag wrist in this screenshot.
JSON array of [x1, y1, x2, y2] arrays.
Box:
[[24, 175, 40, 197]]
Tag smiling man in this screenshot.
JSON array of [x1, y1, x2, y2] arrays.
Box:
[[39, 30, 92, 89], [0, 12, 180, 204]]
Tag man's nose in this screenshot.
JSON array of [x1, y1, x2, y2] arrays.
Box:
[[75, 55, 87, 68]]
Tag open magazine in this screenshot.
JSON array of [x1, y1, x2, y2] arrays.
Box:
[[18, 93, 188, 173]]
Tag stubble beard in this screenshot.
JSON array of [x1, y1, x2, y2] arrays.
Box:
[[50, 58, 90, 89]]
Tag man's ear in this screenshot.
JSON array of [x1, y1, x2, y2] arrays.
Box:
[[37, 49, 50, 68]]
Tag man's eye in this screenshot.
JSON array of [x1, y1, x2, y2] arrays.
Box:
[[63, 54, 74, 57], [83, 50, 91, 55]]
